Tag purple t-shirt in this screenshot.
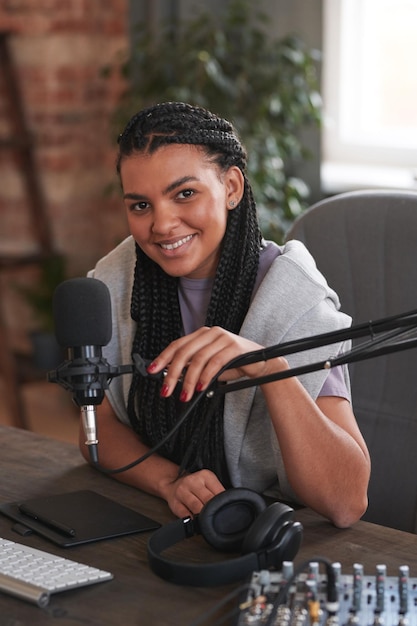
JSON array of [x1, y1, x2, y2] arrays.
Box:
[[178, 241, 349, 400]]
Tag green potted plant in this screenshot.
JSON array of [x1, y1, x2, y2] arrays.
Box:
[[108, 0, 321, 242], [17, 253, 67, 371]]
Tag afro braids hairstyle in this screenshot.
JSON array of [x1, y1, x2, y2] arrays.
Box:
[[117, 102, 262, 482]]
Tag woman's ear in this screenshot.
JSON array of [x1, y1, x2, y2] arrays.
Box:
[[225, 166, 245, 210]]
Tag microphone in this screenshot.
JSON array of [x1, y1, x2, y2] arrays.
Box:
[[48, 277, 114, 464], [48, 277, 167, 470]]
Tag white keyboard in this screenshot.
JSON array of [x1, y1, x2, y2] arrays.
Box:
[[0, 537, 113, 607]]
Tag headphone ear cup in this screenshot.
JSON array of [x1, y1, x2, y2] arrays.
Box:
[[267, 520, 303, 567], [241, 501, 295, 554], [198, 488, 266, 552]]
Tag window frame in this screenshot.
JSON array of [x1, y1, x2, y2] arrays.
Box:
[[322, 0, 417, 192]]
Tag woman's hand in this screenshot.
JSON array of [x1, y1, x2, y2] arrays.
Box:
[[162, 469, 226, 518], [146, 326, 289, 402]]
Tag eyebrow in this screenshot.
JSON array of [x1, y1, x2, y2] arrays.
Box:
[[164, 176, 198, 194], [123, 176, 199, 201]]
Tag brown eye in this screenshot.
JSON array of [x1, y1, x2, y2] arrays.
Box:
[[178, 189, 194, 199], [131, 201, 149, 212]]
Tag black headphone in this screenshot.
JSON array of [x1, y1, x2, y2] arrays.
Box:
[[147, 488, 303, 586]]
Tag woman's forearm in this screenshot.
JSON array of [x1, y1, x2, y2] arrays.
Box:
[[78, 401, 181, 501], [262, 371, 370, 527]]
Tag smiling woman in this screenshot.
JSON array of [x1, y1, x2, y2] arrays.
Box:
[[81, 101, 370, 530]]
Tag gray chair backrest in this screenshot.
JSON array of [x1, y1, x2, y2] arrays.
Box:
[[286, 189, 417, 532]]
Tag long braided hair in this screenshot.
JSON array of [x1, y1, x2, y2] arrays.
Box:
[[117, 102, 262, 484]]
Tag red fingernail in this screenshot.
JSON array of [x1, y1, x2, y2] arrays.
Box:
[[179, 389, 188, 402], [196, 381, 204, 392], [147, 361, 157, 373], [160, 384, 169, 398]]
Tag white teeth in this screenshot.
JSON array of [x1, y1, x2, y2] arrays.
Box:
[[160, 235, 193, 250]]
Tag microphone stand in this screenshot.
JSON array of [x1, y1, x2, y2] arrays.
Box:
[[211, 311, 417, 395], [48, 308, 417, 474]]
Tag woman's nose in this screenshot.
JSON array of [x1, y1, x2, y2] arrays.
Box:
[[151, 202, 180, 234]]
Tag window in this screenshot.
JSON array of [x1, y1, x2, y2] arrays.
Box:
[[322, 0, 417, 192]]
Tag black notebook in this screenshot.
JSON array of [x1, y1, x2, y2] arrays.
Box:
[[0, 490, 160, 547]]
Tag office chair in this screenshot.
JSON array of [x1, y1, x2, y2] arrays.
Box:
[[285, 189, 417, 533]]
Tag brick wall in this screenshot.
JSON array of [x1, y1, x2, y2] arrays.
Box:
[[0, 0, 130, 347]]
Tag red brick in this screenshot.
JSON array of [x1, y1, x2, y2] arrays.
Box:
[[0, 0, 129, 345]]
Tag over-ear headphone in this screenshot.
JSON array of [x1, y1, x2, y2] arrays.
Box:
[[147, 488, 303, 586]]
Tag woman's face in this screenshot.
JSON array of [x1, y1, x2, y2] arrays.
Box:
[[120, 144, 243, 279]]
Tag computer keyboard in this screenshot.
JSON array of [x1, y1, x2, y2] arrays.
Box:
[[0, 536, 113, 607]]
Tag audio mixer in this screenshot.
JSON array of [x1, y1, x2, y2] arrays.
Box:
[[237, 560, 417, 626]]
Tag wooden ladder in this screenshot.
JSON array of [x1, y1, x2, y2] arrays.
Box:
[[0, 31, 54, 429]]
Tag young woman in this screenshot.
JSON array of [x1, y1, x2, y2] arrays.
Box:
[[80, 102, 370, 528]]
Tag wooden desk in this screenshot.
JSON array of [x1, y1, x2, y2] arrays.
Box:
[[1, 424, 417, 625]]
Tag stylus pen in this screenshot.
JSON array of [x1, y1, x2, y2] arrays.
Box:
[[18, 504, 76, 538]]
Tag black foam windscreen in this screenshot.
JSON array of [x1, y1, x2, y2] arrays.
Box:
[[53, 277, 112, 348]]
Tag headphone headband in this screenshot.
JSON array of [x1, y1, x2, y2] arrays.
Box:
[[147, 517, 262, 586], [147, 489, 303, 587]]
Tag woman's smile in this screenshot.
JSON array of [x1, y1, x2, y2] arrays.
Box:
[[158, 233, 195, 252]]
